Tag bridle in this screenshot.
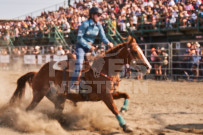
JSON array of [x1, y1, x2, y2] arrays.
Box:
[[126, 43, 137, 64], [91, 42, 150, 92], [98, 42, 137, 91]]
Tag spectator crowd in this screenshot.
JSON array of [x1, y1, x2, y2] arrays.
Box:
[[0, 0, 203, 45], [0, 0, 203, 80], [182, 41, 202, 78], [150, 41, 202, 80]]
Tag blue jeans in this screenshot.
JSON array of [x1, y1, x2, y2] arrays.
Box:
[[70, 45, 95, 86]]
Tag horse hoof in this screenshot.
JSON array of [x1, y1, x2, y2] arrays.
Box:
[[123, 124, 133, 133]]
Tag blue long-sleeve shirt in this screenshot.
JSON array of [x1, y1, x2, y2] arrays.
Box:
[[76, 19, 110, 49]]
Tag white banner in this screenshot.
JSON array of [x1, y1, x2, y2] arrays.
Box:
[[0, 55, 10, 63], [24, 55, 36, 64], [53, 55, 68, 61], [45, 55, 51, 63], [37, 55, 51, 64], [37, 55, 43, 65]]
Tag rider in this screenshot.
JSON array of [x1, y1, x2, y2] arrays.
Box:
[[67, 7, 114, 93]]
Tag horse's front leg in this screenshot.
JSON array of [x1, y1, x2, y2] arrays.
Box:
[[112, 91, 129, 113], [102, 93, 132, 132]]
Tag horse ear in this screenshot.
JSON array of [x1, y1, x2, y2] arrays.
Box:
[[132, 37, 137, 43], [127, 35, 136, 44], [127, 35, 133, 44]]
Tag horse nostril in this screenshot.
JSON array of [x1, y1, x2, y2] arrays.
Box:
[[147, 65, 152, 70]]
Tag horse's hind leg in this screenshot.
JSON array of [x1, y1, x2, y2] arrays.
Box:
[[26, 88, 47, 111], [46, 90, 66, 123], [55, 95, 66, 111], [112, 91, 130, 112], [46, 85, 66, 113]]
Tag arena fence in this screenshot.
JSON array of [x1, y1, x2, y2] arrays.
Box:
[[0, 41, 203, 81]]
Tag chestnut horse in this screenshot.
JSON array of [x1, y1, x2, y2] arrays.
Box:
[[9, 36, 151, 132]]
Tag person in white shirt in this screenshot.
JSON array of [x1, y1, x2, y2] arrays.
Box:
[[196, 0, 202, 7], [143, 0, 154, 8], [190, 11, 197, 26], [168, 0, 175, 7], [169, 15, 176, 28], [132, 14, 138, 26], [120, 20, 127, 32], [148, 0, 154, 8], [56, 45, 65, 55]]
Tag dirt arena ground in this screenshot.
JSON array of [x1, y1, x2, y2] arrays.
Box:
[[0, 70, 202, 135]]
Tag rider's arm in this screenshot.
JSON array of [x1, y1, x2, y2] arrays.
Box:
[[98, 23, 110, 45], [77, 22, 92, 50]]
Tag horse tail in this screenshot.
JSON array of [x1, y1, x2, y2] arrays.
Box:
[[9, 72, 36, 104]]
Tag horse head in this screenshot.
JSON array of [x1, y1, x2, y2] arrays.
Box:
[[123, 36, 152, 74]]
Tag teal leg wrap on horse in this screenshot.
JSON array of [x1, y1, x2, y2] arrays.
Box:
[[121, 99, 129, 111], [116, 114, 126, 127]]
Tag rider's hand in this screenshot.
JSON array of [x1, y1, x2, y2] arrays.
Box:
[[90, 46, 96, 51], [108, 42, 114, 48]]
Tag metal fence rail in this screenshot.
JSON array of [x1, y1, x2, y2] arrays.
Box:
[[0, 41, 202, 81]]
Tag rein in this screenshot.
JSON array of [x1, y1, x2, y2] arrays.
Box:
[[127, 47, 134, 63], [100, 72, 114, 81], [90, 42, 140, 91], [127, 43, 138, 64], [97, 44, 135, 91]]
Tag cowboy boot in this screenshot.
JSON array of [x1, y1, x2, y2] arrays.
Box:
[[64, 72, 81, 95]]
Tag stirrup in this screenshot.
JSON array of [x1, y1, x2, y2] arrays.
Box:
[[68, 84, 79, 94]]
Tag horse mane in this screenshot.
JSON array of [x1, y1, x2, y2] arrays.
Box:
[[105, 42, 126, 55], [91, 42, 127, 72]]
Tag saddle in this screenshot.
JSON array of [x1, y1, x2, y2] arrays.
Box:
[[53, 53, 95, 100], [53, 53, 94, 73]]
